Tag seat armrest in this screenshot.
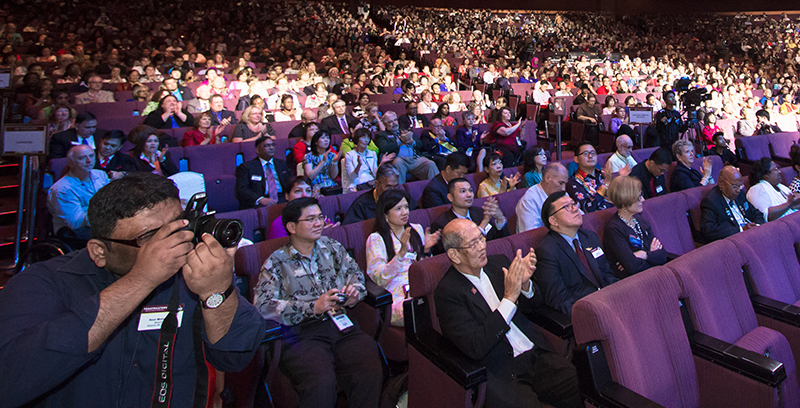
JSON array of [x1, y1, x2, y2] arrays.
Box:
[[364, 279, 392, 308], [406, 328, 487, 389], [595, 381, 665, 408], [689, 331, 786, 387], [264, 320, 282, 343], [665, 252, 681, 261], [524, 305, 573, 338], [751, 294, 800, 328]]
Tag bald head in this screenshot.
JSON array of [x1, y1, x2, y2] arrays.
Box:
[[718, 165, 744, 200], [442, 218, 474, 252], [541, 162, 569, 195], [67, 145, 96, 179], [616, 135, 634, 157], [301, 109, 316, 123], [719, 165, 740, 184]]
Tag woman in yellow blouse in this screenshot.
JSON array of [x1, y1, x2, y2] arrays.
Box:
[[477, 151, 522, 198]]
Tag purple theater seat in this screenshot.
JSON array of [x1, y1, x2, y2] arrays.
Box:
[[316, 195, 339, 223], [691, 154, 723, 183], [736, 135, 772, 162], [320, 224, 349, 249], [581, 207, 616, 243], [408, 208, 430, 229], [343, 219, 376, 272], [573, 266, 699, 407], [630, 147, 658, 164], [666, 239, 800, 406], [258, 203, 284, 237], [403, 179, 428, 206], [165, 146, 183, 171], [273, 138, 289, 160], [485, 237, 514, 258], [205, 175, 238, 213], [641, 192, 694, 255], [270, 121, 301, 139], [781, 167, 798, 186], [95, 115, 145, 133], [49, 158, 69, 180], [184, 143, 240, 176], [767, 132, 800, 161], [234, 236, 290, 300], [215, 208, 260, 242], [336, 189, 370, 222], [679, 184, 716, 239], [239, 140, 257, 162], [425, 205, 450, 227]]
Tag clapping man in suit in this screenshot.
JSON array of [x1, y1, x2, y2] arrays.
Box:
[[320, 99, 361, 136], [435, 218, 580, 408], [94, 130, 136, 179], [535, 191, 620, 316], [700, 165, 765, 243], [235, 136, 292, 209]]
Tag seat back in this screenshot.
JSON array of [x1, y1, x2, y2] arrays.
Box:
[[344, 219, 376, 271], [679, 184, 716, 237], [665, 239, 758, 344], [641, 192, 694, 255], [581, 207, 616, 243], [572, 266, 698, 407], [767, 132, 800, 161], [234, 236, 290, 301], [408, 253, 457, 333], [631, 147, 658, 164], [216, 208, 260, 242], [735, 135, 771, 162], [184, 143, 240, 176]]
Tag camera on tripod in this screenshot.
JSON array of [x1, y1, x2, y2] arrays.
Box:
[[182, 192, 244, 248], [673, 78, 712, 122]]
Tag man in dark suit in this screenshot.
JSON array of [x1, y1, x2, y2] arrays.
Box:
[[235, 136, 292, 209], [430, 178, 509, 254], [94, 130, 136, 179], [398, 101, 430, 130], [629, 148, 670, 199], [700, 166, 764, 243], [420, 152, 470, 209], [535, 191, 620, 316], [435, 219, 581, 408], [208, 94, 238, 126], [320, 99, 361, 136], [162, 77, 195, 101], [49, 113, 102, 159]]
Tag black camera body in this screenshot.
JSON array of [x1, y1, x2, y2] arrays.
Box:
[[183, 192, 244, 248], [335, 292, 349, 305]]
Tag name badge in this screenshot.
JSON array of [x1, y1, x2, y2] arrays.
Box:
[[655, 185, 664, 194], [466, 147, 473, 157], [629, 235, 643, 249], [138, 304, 184, 331], [251, 175, 263, 181], [590, 247, 605, 259], [403, 252, 417, 260], [327, 309, 354, 331]]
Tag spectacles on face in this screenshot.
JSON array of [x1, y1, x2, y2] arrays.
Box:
[[550, 201, 579, 217], [453, 234, 486, 251], [297, 214, 327, 224], [620, 144, 633, 149], [724, 180, 744, 191], [577, 150, 597, 158], [100, 227, 159, 248]]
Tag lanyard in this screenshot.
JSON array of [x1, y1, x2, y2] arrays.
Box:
[[151, 281, 180, 408]]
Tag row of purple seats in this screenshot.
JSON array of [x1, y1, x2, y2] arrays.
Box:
[[736, 132, 800, 164]]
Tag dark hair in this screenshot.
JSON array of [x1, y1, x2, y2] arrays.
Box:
[[128, 124, 162, 156], [791, 145, 800, 171], [541, 191, 569, 229], [310, 130, 330, 155], [158, 94, 178, 109], [662, 90, 675, 100], [432, 103, 450, 121], [756, 109, 771, 121], [523, 147, 546, 174], [604, 95, 616, 106], [445, 151, 471, 171], [351, 127, 372, 144], [280, 94, 294, 106], [750, 157, 775, 186], [289, 176, 313, 191], [255, 135, 273, 148], [405, 100, 417, 110], [649, 148, 673, 166], [447, 177, 470, 196], [574, 141, 595, 155], [374, 189, 423, 261], [282, 196, 320, 234], [101, 129, 126, 143], [75, 112, 97, 124], [482, 151, 504, 170], [88, 172, 180, 239]]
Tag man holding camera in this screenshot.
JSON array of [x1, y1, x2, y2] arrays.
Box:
[[254, 197, 383, 408], [0, 173, 265, 407]]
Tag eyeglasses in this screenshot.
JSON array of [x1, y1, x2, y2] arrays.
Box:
[[550, 201, 579, 217], [577, 151, 597, 158], [297, 214, 327, 224], [99, 227, 160, 248], [453, 234, 486, 251], [619, 144, 633, 149], [725, 181, 744, 190]]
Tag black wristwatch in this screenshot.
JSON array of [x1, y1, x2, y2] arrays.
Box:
[[201, 283, 235, 309]]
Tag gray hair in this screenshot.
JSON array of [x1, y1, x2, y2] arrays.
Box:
[[671, 139, 693, 158], [376, 163, 399, 180], [542, 162, 566, 178], [382, 110, 398, 124], [442, 227, 464, 252]]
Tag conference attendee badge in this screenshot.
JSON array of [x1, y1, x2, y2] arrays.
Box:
[[590, 247, 605, 259], [251, 175, 263, 181], [328, 308, 354, 331], [629, 236, 643, 249], [466, 148, 473, 157], [138, 304, 184, 331], [655, 185, 664, 194]]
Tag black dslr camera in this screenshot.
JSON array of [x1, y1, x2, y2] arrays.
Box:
[[182, 192, 244, 248]]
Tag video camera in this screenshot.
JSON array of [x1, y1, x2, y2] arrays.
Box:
[[673, 78, 712, 122], [182, 192, 244, 248]]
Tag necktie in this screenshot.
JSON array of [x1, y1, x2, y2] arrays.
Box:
[[264, 161, 278, 202], [573, 239, 601, 288], [80, 138, 89, 146], [100, 157, 109, 168], [411, 116, 418, 128], [339, 116, 349, 134]]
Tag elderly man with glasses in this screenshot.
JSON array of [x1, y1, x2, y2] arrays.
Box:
[[699, 165, 765, 243], [254, 197, 383, 408], [534, 191, 620, 316], [434, 218, 581, 408], [74, 74, 116, 104]]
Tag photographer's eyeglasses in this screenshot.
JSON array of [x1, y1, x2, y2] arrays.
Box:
[[100, 227, 160, 247]]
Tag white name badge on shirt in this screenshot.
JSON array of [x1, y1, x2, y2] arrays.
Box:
[[591, 247, 605, 259], [655, 185, 664, 194], [251, 175, 263, 181], [138, 304, 184, 331], [327, 309, 354, 331]]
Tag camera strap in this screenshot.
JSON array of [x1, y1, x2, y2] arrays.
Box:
[[151, 280, 181, 408]]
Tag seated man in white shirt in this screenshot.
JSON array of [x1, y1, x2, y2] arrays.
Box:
[[434, 219, 580, 408], [516, 163, 568, 232], [606, 135, 637, 173], [746, 157, 800, 221], [47, 145, 110, 240]]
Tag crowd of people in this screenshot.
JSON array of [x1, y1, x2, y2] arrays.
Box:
[[2, 1, 800, 407]]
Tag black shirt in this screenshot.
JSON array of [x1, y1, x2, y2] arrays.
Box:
[[630, 161, 667, 199]]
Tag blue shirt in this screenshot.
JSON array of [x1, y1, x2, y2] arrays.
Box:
[[0, 250, 265, 407], [47, 170, 109, 237]]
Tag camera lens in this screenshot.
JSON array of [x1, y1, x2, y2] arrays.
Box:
[[198, 218, 244, 248]]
